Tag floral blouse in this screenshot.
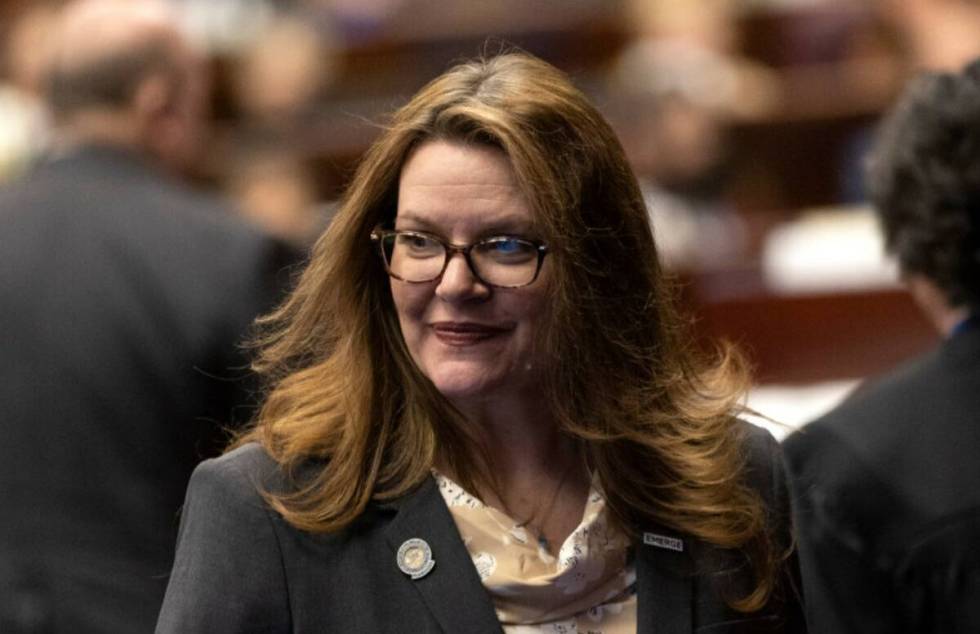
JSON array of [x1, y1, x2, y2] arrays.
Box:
[[434, 472, 637, 633]]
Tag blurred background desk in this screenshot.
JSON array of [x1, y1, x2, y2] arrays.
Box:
[[681, 261, 939, 437], [691, 280, 937, 385]]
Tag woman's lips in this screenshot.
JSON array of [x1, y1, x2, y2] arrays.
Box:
[[430, 322, 510, 346]]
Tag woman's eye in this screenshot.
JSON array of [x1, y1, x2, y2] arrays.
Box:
[[396, 234, 437, 250]]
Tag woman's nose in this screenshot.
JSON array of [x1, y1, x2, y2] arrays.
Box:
[[435, 253, 490, 302]]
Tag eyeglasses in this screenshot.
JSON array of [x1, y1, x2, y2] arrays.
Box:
[[371, 229, 549, 288]]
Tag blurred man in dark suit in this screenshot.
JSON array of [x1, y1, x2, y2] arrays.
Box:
[[0, 1, 290, 631], [784, 60, 980, 634]]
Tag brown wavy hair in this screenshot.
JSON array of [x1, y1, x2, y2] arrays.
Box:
[[237, 52, 782, 612]]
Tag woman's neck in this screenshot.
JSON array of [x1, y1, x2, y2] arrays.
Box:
[[444, 390, 591, 553], [451, 389, 562, 476]]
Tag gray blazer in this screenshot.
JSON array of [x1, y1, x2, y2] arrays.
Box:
[[157, 423, 804, 633]]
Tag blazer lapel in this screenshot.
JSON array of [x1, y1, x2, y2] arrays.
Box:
[[636, 528, 695, 634], [383, 477, 502, 634]]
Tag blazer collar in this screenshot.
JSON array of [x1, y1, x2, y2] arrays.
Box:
[[635, 526, 695, 634], [382, 477, 503, 634]]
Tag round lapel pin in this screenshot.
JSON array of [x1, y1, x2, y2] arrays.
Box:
[[397, 538, 436, 580]]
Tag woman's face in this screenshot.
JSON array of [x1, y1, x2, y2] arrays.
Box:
[[390, 140, 551, 405]]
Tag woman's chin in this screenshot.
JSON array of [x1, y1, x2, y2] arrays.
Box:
[[426, 364, 506, 403], [431, 376, 497, 403], [423, 357, 543, 406]]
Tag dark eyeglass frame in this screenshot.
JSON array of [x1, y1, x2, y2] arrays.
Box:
[[370, 228, 549, 288]]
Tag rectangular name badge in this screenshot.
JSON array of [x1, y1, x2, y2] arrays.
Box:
[[643, 532, 684, 552]]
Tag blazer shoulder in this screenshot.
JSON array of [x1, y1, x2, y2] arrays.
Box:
[[159, 443, 292, 632], [189, 442, 287, 505], [212, 442, 279, 474]]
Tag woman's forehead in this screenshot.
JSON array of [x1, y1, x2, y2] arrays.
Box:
[[398, 139, 516, 187], [395, 141, 531, 222]]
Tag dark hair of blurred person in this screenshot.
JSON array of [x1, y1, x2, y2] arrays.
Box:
[[0, 1, 290, 631], [870, 66, 980, 319], [158, 52, 804, 632], [784, 59, 980, 633]]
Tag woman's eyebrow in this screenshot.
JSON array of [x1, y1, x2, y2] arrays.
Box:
[[395, 210, 533, 233], [392, 211, 435, 229]]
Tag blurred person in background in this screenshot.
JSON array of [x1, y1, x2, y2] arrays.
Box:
[[157, 52, 804, 633], [872, 0, 980, 74], [222, 13, 337, 248], [784, 59, 980, 633], [225, 141, 331, 249], [0, 0, 290, 631], [228, 11, 334, 130], [609, 0, 778, 269]]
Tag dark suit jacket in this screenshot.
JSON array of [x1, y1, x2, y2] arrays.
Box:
[[783, 325, 980, 634], [157, 422, 804, 633], [0, 145, 292, 633]]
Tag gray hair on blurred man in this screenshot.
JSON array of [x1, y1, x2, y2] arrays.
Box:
[[45, 0, 208, 173]]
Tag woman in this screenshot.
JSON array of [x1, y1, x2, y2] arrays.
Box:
[[157, 53, 804, 633]]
